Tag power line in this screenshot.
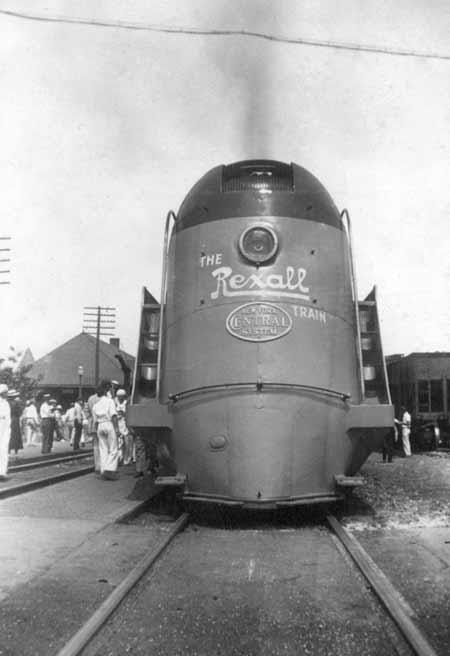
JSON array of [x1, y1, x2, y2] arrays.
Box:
[[1, 8, 449, 61]]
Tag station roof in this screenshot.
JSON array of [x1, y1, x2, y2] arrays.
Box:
[[28, 332, 135, 388]]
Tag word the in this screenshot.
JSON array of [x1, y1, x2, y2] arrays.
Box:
[[200, 253, 223, 267]]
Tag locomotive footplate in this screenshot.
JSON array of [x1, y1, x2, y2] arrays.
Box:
[[334, 475, 366, 488], [154, 474, 186, 487]]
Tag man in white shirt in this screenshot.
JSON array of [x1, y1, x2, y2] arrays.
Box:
[[395, 406, 412, 457], [40, 394, 54, 454], [22, 399, 39, 446], [87, 380, 112, 472], [64, 403, 75, 443], [92, 382, 120, 480], [0, 384, 11, 480]]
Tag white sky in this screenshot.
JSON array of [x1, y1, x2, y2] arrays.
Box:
[[0, 0, 449, 360]]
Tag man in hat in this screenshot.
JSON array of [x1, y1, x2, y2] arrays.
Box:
[[40, 394, 55, 454], [0, 384, 11, 480]]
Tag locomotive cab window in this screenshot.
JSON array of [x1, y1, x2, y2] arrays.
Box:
[[239, 225, 278, 264]]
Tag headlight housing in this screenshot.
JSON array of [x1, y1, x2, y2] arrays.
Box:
[[238, 225, 278, 264]]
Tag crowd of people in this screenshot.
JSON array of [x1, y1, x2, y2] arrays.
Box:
[[0, 380, 153, 482]]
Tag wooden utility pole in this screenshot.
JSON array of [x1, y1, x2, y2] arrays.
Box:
[[82, 306, 116, 386]]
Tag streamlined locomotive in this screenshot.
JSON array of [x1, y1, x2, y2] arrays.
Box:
[[128, 159, 394, 508]]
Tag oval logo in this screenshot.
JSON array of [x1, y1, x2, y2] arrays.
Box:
[[226, 302, 292, 342]]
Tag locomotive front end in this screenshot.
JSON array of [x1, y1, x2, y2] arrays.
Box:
[[129, 159, 394, 507]]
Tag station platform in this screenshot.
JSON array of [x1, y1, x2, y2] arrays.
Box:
[[0, 464, 151, 603]]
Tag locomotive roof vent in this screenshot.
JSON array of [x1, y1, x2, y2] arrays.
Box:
[[222, 160, 294, 193]]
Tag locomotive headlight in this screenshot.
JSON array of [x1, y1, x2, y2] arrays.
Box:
[[239, 225, 278, 264]]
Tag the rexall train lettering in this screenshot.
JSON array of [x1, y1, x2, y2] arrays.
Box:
[[210, 266, 310, 302]]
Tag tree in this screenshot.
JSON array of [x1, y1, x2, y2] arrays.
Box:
[[0, 347, 41, 399]]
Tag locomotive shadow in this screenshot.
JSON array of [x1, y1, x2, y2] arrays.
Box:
[[183, 495, 375, 529], [126, 485, 376, 528]]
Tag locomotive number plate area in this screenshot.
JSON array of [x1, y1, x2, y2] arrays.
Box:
[[226, 302, 292, 342]]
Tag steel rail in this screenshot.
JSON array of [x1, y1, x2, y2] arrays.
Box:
[[0, 465, 94, 500], [9, 452, 92, 473], [56, 512, 190, 656], [327, 514, 439, 656]]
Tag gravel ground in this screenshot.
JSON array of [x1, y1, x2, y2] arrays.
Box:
[[340, 449, 450, 656], [341, 450, 450, 530]]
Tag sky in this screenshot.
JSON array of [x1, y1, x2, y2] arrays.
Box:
[[0, 0, 449, 361]]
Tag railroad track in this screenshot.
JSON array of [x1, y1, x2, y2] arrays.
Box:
[[54, 510, 440, 656], [9, 451, 93, 473], [0, 455, 94, 500]]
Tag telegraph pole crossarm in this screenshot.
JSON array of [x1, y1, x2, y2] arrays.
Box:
[[82, 306, 117, 387], [0, 237, 11, 285]]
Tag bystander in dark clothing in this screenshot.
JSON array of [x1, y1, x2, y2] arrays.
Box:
[[382, 425, 397, 463], [0, 384, 11, 479], [73, 399, 83, 450], [8, 392, 23, 456], [134, 432, 151, 477]]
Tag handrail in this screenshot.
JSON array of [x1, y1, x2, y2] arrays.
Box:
[[371, 285, 392, 405], [156, 210, 176, 402], [130, 286, 146, 403], [341, 209, 365, 401], [168, 382, 351, 403]]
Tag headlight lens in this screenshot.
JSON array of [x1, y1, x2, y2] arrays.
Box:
[[239, 225, 278, 264]]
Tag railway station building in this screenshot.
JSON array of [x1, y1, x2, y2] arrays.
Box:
[[27, 332, 135, 407], [386, 352, 450, 434]]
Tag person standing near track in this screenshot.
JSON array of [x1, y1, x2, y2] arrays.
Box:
[[115, 389, 133, 465], [87, 379, 111, 473], [0, 384, 11, 480], [395, 406, 412, 457], [64, 402, 75, 443], [22, 399, 39, 446], [8, 391, 23, 458], [72, 397, 83, 450], [92, 382, 120, 480], [54, 405, 65, 442], [382, 423, 397, 463], [40, 394, 54, 454]]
